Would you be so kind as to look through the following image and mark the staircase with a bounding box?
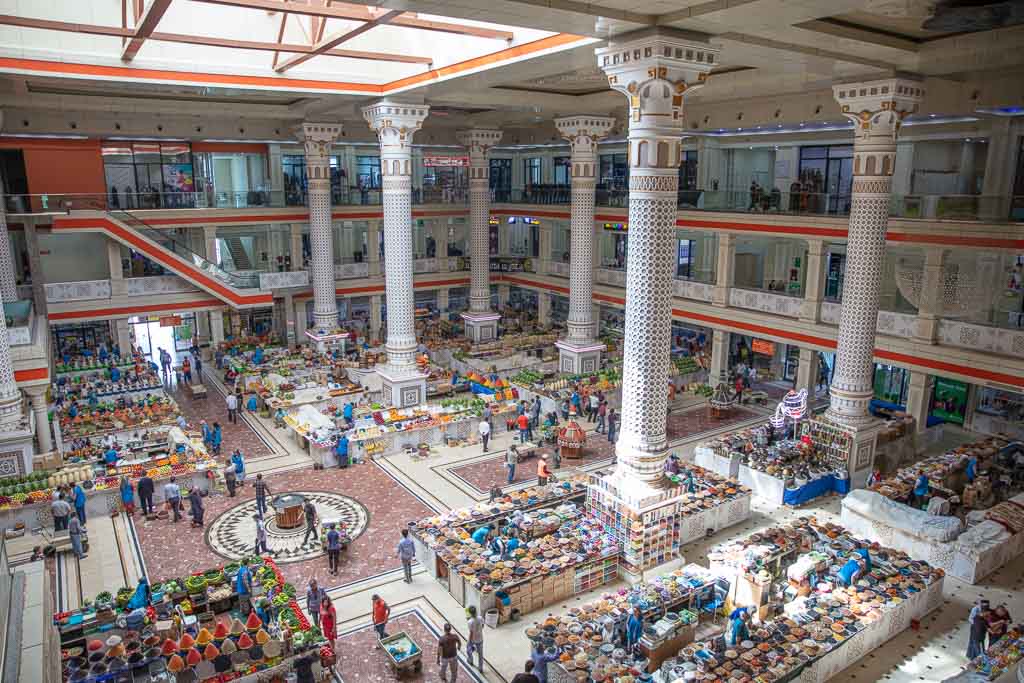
[222,236,253,270]
[52,210,272,309]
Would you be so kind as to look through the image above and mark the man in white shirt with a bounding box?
[226,392,238,424]
[479,419,491,453]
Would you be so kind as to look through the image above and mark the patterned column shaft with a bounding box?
[297,123,343,330]
[598,33,717,484]
[827,79,923,425]
[0,196,19,303]
[556,117,615,342]
[0,303,22,428]
[457,130,502,312]
[363,101,430,371]
[29,390,52,452]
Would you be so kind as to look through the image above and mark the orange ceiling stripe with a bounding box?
[15,368,49,381]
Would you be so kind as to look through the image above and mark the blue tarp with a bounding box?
[470,381,496,395]
[783,473,850,506]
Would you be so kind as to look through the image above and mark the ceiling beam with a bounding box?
[275,8,402,72]
[794,19,919,52]
[272,10,288,68]
[122,0,173,61]
[314,1,331,43]
[192,0,514,39]
[0,15,431,64]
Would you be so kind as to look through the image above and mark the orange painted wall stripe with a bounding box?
[49,298,223,320]
[886,232,1024,250]
[53,217,272,306]
[875,350,1024,389]
[15,368,49,381]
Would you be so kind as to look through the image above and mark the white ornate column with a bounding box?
[825,78,923,485]
[554,115,615,375]
[913,246,946,343]
[712,233,735,307]
[363,100,430,408]
[537,291,551,327]
[799,239,826,323]
[0,306,23,430]
[0,195,19,303]
[25,387,51,453]
[905,371,934,435]
[795,347,820,397]
[210,310,225,347]
[710,328,729,383]
[296,123,343,335]
[457,129,502,343]
[598,30,717,497]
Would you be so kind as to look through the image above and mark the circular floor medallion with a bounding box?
[206,491,369,564]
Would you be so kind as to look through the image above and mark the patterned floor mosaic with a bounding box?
[133,463,432,588]
[206,491,369,563]
[168,369,274,458]
[448,438,616,494]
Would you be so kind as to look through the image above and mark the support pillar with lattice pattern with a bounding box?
[457,129,502,343]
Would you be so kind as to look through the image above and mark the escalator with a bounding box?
[52,209,272,309]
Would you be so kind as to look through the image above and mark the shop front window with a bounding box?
[490,159,512,201]
[524,158,542,187]
[356,155,381,190]
[873,364,909,406]
[282,155,306,206]
[797,145,853,215]
[599,153,628,191]
[102,142,196,210]
[677,239,695,278]
[554,156,571,186]
[194,152,269,208]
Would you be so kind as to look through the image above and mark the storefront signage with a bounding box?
[504,216,540,225]
[159,316,182,327]
[423,156,469,167]
[603,222,627,232]
[932,377,968,425]
[752,339,775,356]
[489,257,532,273]
[489,216,500,226]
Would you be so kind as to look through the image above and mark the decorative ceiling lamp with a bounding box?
[894,259,979,317]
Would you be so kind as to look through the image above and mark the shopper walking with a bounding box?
[607,408,618,443]
[119,476,135,515]
[530,641,559,683]
[326,523,342,576]
[512,660,541,683]
[596,400,607,434]
[306,579,327,629]
[967,601,991,659]
[226,391,238,424]
[466,605,485,670]
[397,528,416,584]
[231,449,246,482]
[51,494,71,532]
[372,594,391,641]
[437,623,460,683]
[137,473,154,515]
[537,455,552,486]
[164,477,182,522]
[506,444,519,484]
[588,393,599,422]
[301,499,319,545]
[211,422,222,455]
[478,419,491,452]
[320,595,337,644]
[253,514,271,555]
[516,412,530,444]
[223,460,237,497]
[530,398,541,432]
[68,514,86,559]
[254,473,270,517]
[188,486,205,528]
[72,482,87,524]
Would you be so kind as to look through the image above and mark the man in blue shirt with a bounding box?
[72,483,87,524]
[913,469,929,508]
[397,529,416,584]
[104,447,119,466]
[110,366,121,383]
[471,525,491,546]
[336,434,349,468]
[966,456,978,483]
[838,557,865,587]
[342,402,354,426]
[253,346,264,365]
[729,610,750,646]
[530,642,559,683]
[326,523,343,576]
[235,560,253,611]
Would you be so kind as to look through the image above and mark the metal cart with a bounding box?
[380,631,423,677]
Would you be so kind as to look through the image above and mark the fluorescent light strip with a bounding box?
[1,133,89,140]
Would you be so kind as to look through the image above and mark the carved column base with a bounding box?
[461,311,500,344]
[555,339,604,375]
[377,366,427,409]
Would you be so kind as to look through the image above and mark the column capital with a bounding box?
[832,77,924,141]
[456,129,502,161]
[362,100,430,153]
[294,122,343,165]
[554,115,616,159]
[597,30,717,138]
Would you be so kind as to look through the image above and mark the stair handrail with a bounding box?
[109,210,259,289]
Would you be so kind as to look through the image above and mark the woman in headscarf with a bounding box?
[188,486,205,528]
[119,476,135,515]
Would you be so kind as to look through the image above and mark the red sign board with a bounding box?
[423,156,469,167]
[159,316,182,328]
[752,339,775,356]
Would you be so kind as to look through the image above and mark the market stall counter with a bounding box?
[660,518,945,683]
[943,626,1024,683]
[409,477,619,619]
[284,405,340,465]
[841,489,1024,584]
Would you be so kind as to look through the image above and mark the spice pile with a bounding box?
[59,398,179,438]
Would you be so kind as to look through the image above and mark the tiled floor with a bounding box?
[133,462,432,590]
[167,368,274,458]
[333,611,482,683]
[448,438,616,493]
[665,404,760,441]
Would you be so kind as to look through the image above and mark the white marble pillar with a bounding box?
[26,387,51,453]
[369,295,382,344]
[210,310,225,347]
[712,233,735,307]
[367,222,381,277]
[905,371,934,434]
[914,247,946,343]
[363,101,430,407]
[795,347,820,396]
[554,115,615,375]
[112,319,132,356]
[0,195,19,303]
[537,291,551,327]
[710,329,729,382]
[296,123,343,332]
[0,302,22,429]
[457,129,502,343]
[598,31,717,495]
[827,78,923,426]
[799,239,826,323]
[289,223,303,270]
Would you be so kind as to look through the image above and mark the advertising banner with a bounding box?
[932,377,968,424]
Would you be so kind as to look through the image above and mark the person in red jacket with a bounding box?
[537,455,552,486]
[516,413,530,444]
